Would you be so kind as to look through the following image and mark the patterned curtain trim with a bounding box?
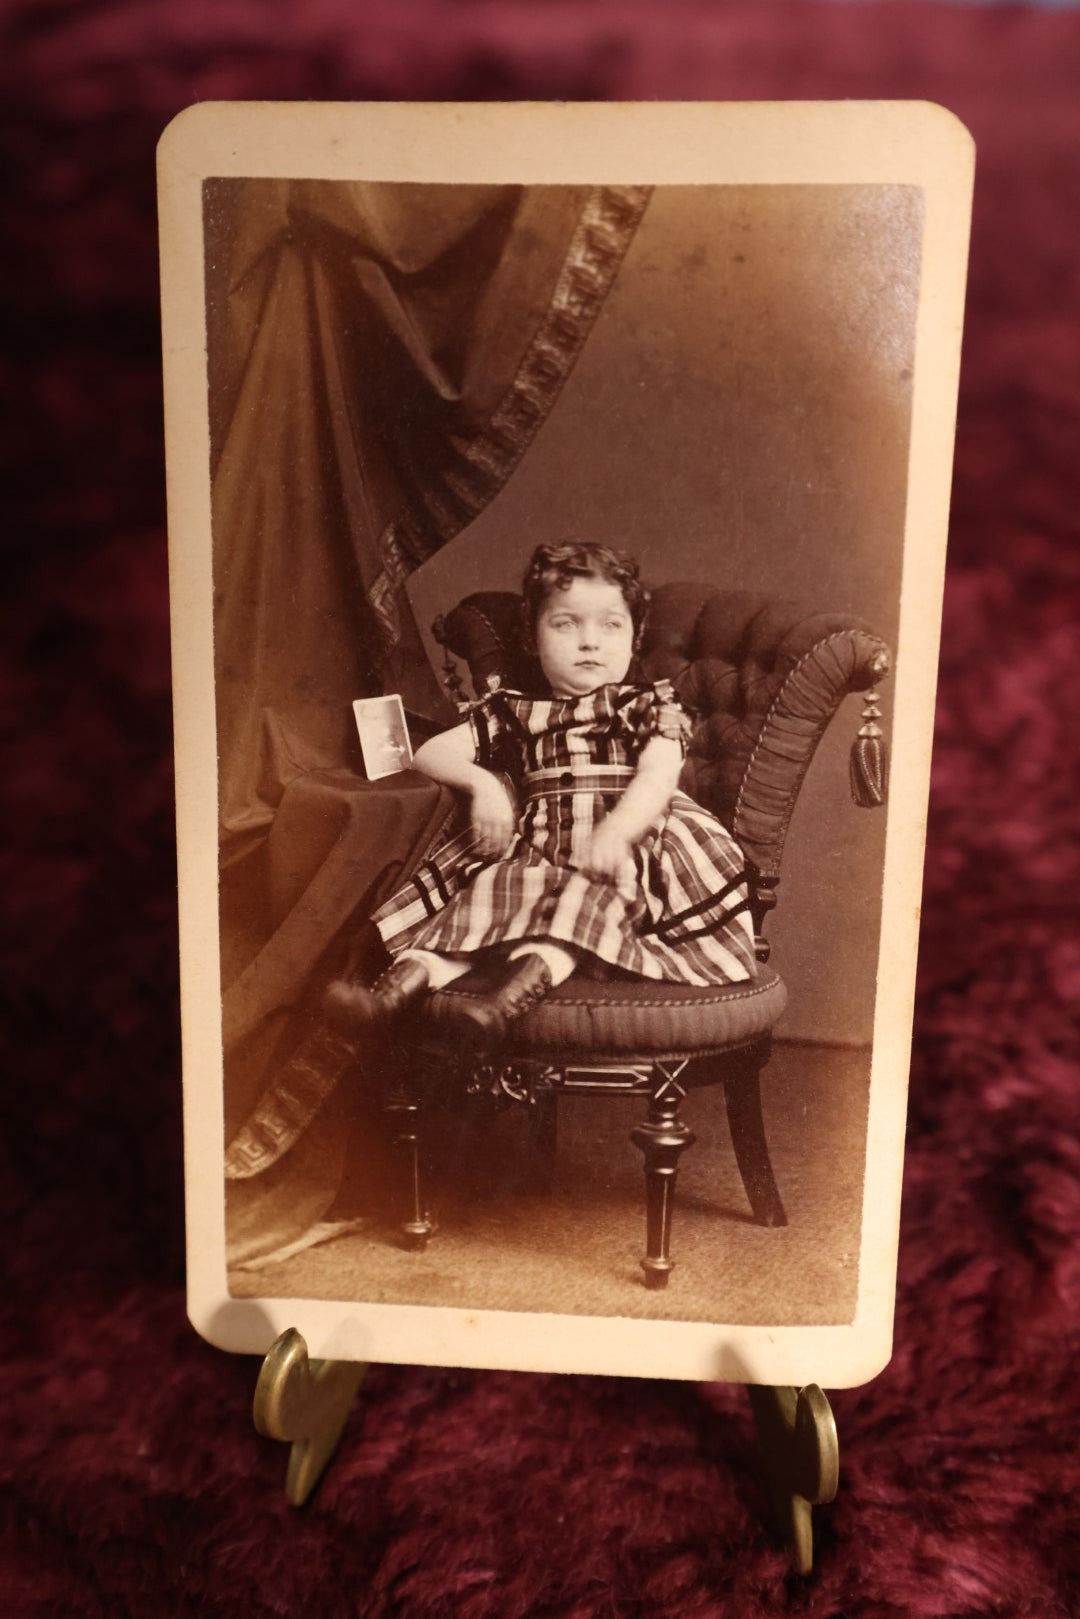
[224,1023,351,1180]
[369,184,653,647]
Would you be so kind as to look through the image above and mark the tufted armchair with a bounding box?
[380,581,890,1289]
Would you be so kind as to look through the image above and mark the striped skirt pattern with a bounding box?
[373,779,758,986]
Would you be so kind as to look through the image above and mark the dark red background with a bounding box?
[3,3,1078,1614]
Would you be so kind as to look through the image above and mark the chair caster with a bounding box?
[641,1257,674,1289]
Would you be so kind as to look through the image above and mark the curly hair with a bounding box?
[520,542,650,647]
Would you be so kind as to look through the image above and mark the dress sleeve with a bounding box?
[637,683,696,757]
[465,681,506,769]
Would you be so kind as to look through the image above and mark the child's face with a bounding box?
[535,575,634,698]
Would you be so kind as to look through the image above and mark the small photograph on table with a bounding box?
[353,696,413,781]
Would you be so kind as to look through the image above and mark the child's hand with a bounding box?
[578,821,635,886]
[470,773,516,858]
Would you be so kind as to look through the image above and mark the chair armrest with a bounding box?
[434,593,542,700]
[729,618,890,878]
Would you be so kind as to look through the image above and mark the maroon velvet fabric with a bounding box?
[3,3,1078,1615]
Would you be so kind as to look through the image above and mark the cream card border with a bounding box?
[159,100,973,1387]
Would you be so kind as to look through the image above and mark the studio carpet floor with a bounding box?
[230,1042,870,1328]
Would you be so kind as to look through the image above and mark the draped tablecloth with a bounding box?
[221,767,456,1263]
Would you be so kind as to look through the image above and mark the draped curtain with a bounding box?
[205,178,651,852]
[205,179,650,1260]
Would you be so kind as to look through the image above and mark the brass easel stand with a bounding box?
[748,1383,839,1575]
[253,1328,367,1506]
[253,1330,838,1571]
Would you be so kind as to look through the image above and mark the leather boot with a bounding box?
[324,957,430,1035]
[427,953,553,1047]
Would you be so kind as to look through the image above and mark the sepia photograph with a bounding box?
[159,101,973,1385]
[353,695,414,781]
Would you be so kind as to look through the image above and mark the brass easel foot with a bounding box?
[253,1328,367,1505]
[748,1384,839,1575]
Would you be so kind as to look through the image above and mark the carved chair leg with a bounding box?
[383,1095,434,1249]
[723,1042,787,1228]
[630,1074,696,1289]
[526,1089,558,1193]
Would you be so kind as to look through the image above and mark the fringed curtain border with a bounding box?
[368,185,653,647]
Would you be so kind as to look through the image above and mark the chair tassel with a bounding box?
[850,690,888,808]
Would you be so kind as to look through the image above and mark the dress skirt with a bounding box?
[372,683,758,987]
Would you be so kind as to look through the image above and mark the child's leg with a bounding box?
[507,941,578,986]
[396,948,471,989]
[400,944,578,988]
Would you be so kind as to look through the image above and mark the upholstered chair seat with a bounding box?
[430,964,788,1063]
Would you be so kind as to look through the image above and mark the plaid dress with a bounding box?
[373,682,757,985]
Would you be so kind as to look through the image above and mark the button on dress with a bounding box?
[373,683,758,986]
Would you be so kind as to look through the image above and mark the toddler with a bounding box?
[332,542,757,1042]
